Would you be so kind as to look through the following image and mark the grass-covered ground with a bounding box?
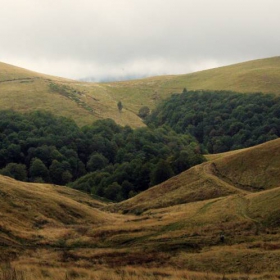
[1,56,280,128]
[1,139,280,279]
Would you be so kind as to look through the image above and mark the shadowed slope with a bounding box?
[0,175,114,247]
[111,163,244,213]
[212,138,280,191]
[115,138,280,213]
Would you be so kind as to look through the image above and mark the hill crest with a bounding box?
[1,56,280,127]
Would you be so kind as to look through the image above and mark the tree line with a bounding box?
[0,110,204,201]
[146,90,280,153]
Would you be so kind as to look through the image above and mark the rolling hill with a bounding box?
[1,56,280,128]
[1,138,280,279]
[103,56,280,114]
[0,62,144,127]
[0,175,112,247]
[114,138,280,212]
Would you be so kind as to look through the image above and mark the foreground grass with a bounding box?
[1,139,280,278]
[2,263,280,280]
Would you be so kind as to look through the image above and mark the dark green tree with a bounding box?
[138,106,150,119]
[117,101,123,112]
[62,171,73,185]
[151,160,174,185]
[103,182,123,201]
[86,153,109,172]
[49,160,64,185]
[29,158,49,182]
[173,150,191,174]
[0,163,27,181]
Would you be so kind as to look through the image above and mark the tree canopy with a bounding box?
[146,90,280,153]
[0,110,204,201]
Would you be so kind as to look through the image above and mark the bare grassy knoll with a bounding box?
[1,56,280,128]
[1,139,280,279]
[158,56,280,95]
[0,62,144,127]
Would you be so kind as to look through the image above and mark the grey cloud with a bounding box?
[0,0,279,80]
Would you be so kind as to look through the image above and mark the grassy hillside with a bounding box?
[1,56,280,128]
[0,62,144,127]
[1,58,280,278]
[0,175,113,247]
[110,162,244,213]
[158,56,280,94]
[11,186,280,275]
[212,138,280,191]
[0,138,280,279]
[102,56,280,114]
[115,138,280,212]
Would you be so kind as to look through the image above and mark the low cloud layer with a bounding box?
[0,0,279,81]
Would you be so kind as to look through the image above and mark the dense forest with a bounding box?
[2,90,279,201]
[146,90,280,153]
[0,110,204,201]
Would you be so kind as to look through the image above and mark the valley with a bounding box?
[1,138,280,279]
[1,57,280,279]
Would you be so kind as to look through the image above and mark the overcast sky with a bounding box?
[0,0,279,81]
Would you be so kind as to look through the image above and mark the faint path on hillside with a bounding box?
[200,162,262,225]
[200,162,250,195]
[0,78,37,84]
[234,195,257,222]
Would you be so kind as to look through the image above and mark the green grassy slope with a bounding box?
[0,62,144,127]
[103,56,280,114]
[162,56,280,94]
[1,56,280,127]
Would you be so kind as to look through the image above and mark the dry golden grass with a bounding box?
[158,56,280,95]
[1,177,280,276]
[0,175,124,248]
[1,139,280,278]
[4,263,280,280]
[213,138,280,192]
[204,148,251,162]
[0,62,144,127]
[112,162,245,213]
[116,138,280,213]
